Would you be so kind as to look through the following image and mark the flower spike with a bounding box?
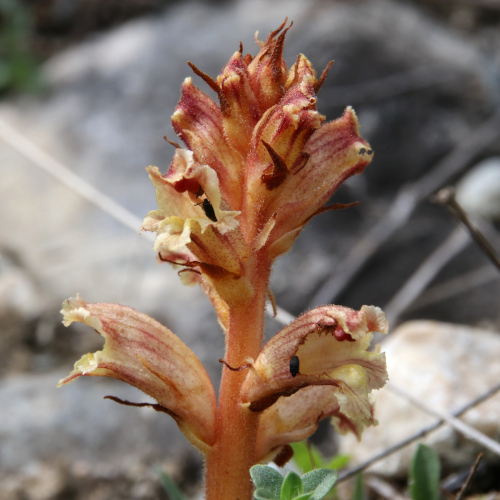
[60,21,388,500]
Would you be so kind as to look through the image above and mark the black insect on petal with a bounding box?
[196,198,217,222]
[289,355,300,377]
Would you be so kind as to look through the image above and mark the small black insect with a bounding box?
[359,147,373,156]
[289,355,300,377]
[196,198,217,222]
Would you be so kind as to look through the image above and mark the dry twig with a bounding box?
[365,476,409,500]
[0,117,153,241]
[455,453,483,500]
[387,383,500,457]
[337,381,500,483]
[383,226,469,327]
[432,186,500,272]
[408,264,497,311]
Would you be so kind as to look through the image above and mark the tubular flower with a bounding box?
[241,305,388,461]
[58,295,217,453]
[142,19,374,311]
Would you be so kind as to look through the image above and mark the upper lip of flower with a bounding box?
[57,294,218,452]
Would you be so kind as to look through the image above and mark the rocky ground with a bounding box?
[1,0,500,498]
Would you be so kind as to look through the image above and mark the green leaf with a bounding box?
[409,444,441,500]
[156,466,186,500]
[251,465,284,500]
[293,494,313,500]
[352,473,364,500]
[281,471,303,499]
[255,487,281,500]
[302,469,338,500]
[0,0,40,94]
[291,441,326,472]
[326,454,350,470]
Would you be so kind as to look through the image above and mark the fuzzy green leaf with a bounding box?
[326,454,350,470]
[302,469,338,500]
[293,494,313,500]
[281,471,303,499]
[352,473,364,500]
[409,444,441,500]
[291,441,326,472]
[251,465,284,500]
[255,487,281,500]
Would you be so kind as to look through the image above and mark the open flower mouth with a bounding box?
[241,305,387,413]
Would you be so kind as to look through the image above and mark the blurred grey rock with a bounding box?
[339,321,500,477]
[0,249,44,320]
[0,370,186,471]
[0,369,197,499]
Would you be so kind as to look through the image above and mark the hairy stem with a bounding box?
[205,255,270,500]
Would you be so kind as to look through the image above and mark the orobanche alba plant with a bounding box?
[58,20,388,499]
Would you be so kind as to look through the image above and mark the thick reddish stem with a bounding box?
[205,256,270,500]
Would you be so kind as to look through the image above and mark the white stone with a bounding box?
[456,157,500,220]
